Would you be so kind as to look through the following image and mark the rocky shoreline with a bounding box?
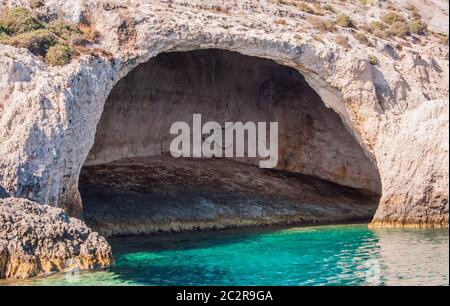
[0,0,448,280]
[0,198,112,279]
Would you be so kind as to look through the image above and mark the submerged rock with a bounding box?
[0,198,112,279]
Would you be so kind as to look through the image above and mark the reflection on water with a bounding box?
[1,224,448,286]
[372,228,449,286]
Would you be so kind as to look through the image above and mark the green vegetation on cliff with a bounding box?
[0,6,98,66]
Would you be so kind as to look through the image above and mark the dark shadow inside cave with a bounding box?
[79,49,381,237]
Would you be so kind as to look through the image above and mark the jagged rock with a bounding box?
[0,198,112,279]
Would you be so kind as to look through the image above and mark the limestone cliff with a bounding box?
[0,0,448,278]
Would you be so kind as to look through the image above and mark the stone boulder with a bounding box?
[0,198,112,279]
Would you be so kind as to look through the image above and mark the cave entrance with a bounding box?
[80,49,381,237]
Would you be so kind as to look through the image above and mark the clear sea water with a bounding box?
[2,224,449,286]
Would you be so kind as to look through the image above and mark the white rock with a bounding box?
[0,0,448,227]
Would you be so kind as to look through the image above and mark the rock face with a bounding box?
[0,198,112,279]
[80,156,380,237]
[371,100,449,227]
[86,49,381,194]
[0,0,448,244]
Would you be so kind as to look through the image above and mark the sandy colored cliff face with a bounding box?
[0,0,448,244]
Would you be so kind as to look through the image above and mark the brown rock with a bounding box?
[0,198,112,279]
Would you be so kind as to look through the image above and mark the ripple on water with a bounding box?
[2,224,448,286]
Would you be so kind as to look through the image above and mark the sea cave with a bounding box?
[78,49,382,237]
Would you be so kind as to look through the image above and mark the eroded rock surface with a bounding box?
[0,0,448,233]
[0,198,112,279]
[86,49,381,193]
[80,156,380,237]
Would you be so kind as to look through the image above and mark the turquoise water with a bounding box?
[3,224,449,286]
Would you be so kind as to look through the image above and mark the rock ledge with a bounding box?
[0,198,112,279]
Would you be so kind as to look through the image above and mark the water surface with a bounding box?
[3,224,449,286]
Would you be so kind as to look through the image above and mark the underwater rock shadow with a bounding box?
[0,185,9,199]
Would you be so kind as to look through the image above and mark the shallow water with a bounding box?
[3,224,449,286]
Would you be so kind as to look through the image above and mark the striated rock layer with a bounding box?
[0,198,112,279]
[80,156,380,237]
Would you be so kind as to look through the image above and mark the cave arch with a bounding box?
[0,2,446,231]
[77,49,382,236]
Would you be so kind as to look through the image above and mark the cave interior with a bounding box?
[79,49,382,237]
